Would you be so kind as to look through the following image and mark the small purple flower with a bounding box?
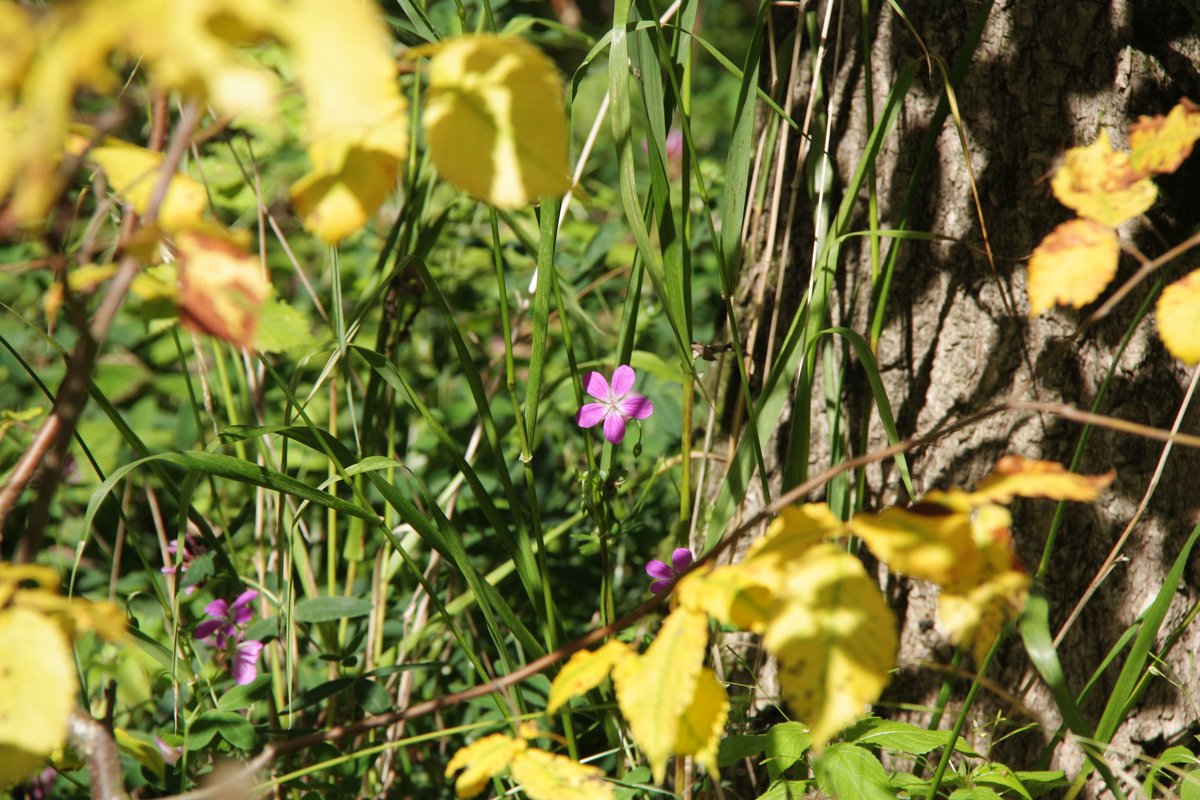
[665,128,684,162]
[646,547,693,594]
[195,589,263,685]
[155,736,183,766]
[162,534,204,577]
[576,365,653,444]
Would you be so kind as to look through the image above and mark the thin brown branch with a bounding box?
[1078,227,1200,335]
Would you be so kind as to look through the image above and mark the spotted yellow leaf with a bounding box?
[444,733,526,799]
[1026,219,1120,316]
[1050,130,1157,226]
[613,607,709,783]
[1157,268,1200,364]
[849,503,980,588]
[84,139,208,230]
[675,667,729,779]
[176,230,270,347]
[0,609,76,788]
[421,35,570,207]
[547,639,630,714]
[970,456,1115,505]
[762,544,897,749]
[510,748,614,800]
[1129,99,1200,177]
[285,0,408,243]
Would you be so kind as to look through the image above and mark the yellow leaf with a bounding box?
[422,35,570,207]
[175,230,270,347]
[445,733,526,799]
[510,747,614,800]
[1129,99,1200,177]
[938,570,1030,665]
[762,544,897,749]
[547,639,630,714]
[86,139,208,230]
[0,609,76,788]
[970,455,1115,505]
[1050,130,1157,226]
[742,504,846,577]
[1157,268,1200,364]
[285,0,407,243]
[848,503,980,587]
[674,565,773,633]
[613,607,709,783]
[1026,219,1120,316]
[0,2,34,97]
[675,667,728,779]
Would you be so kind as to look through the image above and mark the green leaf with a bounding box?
[764,722,812,777]
[186,711,255,751]
[294,596,374,623]
[755,780,810,800]
[353,678,391,715]
[718,733,768,768]
[813,743,895,800]
[850,718,981,757]
[217,675,271,712]
[285,678,355,713]
[1180,770,1200,800]
[948,790,1005,800]
[973,763,1032,800]
[254,296,316,353]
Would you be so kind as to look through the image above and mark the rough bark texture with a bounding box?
[712,1,1200,794]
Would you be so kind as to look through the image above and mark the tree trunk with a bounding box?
[710,1,1200,793]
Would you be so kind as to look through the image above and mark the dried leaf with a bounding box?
[1157,268,1200,365]
[763,545,897,749]
[1027,219,1120,316]
[176,231,270,347]
[613,607,709,783]
[421,35,570,206]
[970,456,1115,505]
[444,733,526,799]
[547,640,630,714]
[1050,130,1157,226]
[510,748,614,800]
[1129,99,1200,176]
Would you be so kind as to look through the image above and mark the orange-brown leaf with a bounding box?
[176,231,270,347]
[970,456,1115,505]
[1129,99,1200,177]
[1027,219,1119,315]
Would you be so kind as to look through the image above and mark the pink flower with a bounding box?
[646,548,693,594]
[195,589,263,685]
[576,365,653,444]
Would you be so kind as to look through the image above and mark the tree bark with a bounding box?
[711,1,1200,793]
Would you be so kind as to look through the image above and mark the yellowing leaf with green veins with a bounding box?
[1026,219,1120,316]
[176,231,270,348]
[84,139,208,230]
[1050,130,1157,226]
[421,35,570,207]
[510,748,614,800]
[675,667,729,778]
[547,639,630,714]
[0,609,76,787]
[613,607,709,783]
[1129,99,1200,176]
[444,733,526,799]
[939,570,1030,664]
[761,544,897,749]
[849,503,980,587]
[970,456,1115,505]
[1157,268,1200,364]
[285,0,407,243]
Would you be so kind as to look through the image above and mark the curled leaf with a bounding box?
[1157,268,1200,365]
[421,35,570,207]
[1050,130,1156,226]
[1026,219,1119,316]
[970,456,1115,505]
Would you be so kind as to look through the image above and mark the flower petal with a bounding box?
[576,403,607,429]
[646,559,673,580]
[603,413,627,444]
[231,639,264,685]
[194,619,223,641]
[610,364,636,397]
[649,579,672,595]
[583,371,610,401]
[203,599,229,620]
[231,589,259,624]
[620,394,653,420]
[671,548,694,574]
